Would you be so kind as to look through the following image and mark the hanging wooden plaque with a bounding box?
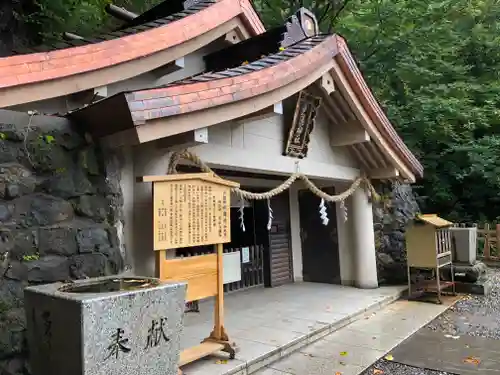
[284,90,322,158]
[139,173,240,250]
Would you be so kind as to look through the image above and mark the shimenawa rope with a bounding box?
[167,150,380,203]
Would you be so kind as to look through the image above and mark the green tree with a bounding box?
[26,0,164,43]
[255,0,500,222]
[15,0,500,221]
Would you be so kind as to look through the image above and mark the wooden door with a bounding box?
[298,188,341,284]
[269,192,293,286]
[257,192,293,287]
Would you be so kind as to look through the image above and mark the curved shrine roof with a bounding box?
[0,0,264,107]
[69,31,423,179]
[0,2,422,180]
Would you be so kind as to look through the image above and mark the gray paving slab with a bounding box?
[255,369,293,375]
[270,351,364,375]
[256,299,452,375]
[299,340,385,367]
[180,283,405,375]
[390,329,500,374]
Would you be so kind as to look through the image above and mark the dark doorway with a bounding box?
[298,188,341,284]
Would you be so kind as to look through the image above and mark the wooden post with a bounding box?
[484,223,491,259]
[140,173,239,369]
[214,243,224,340]
[496,224,500,258]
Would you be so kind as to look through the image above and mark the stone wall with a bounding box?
[373,182,420,285]
[0,111,124,374]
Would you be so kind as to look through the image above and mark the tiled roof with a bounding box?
[164,35,327,86]
[0,0,265,98]
[65,25,423,178]
[68,34,333,129]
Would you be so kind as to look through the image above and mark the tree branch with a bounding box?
[317,2,332,25]
[327,0,351,33]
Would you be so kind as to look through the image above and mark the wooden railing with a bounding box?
[456,222,500,262]
[436,228,453,255]
[223,245,264,293]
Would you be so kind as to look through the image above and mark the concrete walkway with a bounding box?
[255,298,454,375]
[180,283,406,375]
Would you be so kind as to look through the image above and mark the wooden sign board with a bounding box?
[284,90,322,159]
[140,173,240,250]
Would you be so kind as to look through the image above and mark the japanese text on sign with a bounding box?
[153,179,231,250]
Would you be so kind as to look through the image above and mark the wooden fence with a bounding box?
[223,245,265,293]
[456,222,500,262]
[476,223,500,261]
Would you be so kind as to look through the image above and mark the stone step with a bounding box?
[181,288,406,375]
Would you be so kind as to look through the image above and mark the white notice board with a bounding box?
[241,247,250,263]
[223,251,242,284]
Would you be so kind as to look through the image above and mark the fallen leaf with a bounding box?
[463,356,480,365]
[384,354,394,361]
[215,360,228,364]
[340,351,348,356]
[335,372,342,375]
[373,369,384,375]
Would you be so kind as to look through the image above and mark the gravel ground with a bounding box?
[361,267,500,375]
[426,268,500,338]
[360,359,453,375]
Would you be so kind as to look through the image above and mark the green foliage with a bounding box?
[17,0,500,222]
[26,0,164,42]
[22,253,40,262]
[255,0,500,222]
[336,0,500,222]
[41,134,55,144]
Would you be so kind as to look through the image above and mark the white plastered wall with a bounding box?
[126,111,360,283]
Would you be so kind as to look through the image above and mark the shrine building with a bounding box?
[0,0,422,292]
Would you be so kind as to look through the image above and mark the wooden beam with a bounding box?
[365,141,390,167]
[156,128,208,150]
[330,125,370,146]
[187,143,361,181]
[330,61,415,182]
[152,58,185,79]
[105,4,138,22]
[368,167,400,179]
[234,102,283,123]
[349,146,371,170]
[358,143,381,169]
[224,30,243,44]
[319,72,335,95]
[93,86,107,99]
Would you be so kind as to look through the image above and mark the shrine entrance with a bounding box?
[299,187,341,284]
[175,166,294,292]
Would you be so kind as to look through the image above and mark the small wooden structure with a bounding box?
[139,173,240,371]
[406,214,456,304]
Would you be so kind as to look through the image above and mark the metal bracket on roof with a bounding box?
[281,8,319,48]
